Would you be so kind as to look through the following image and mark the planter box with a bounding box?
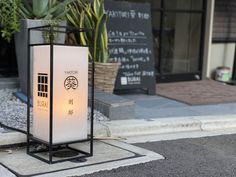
[89,63,120,93]
[14,19,66,95]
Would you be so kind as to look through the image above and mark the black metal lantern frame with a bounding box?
[26,25,95,164]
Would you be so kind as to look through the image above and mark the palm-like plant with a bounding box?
[67,0,109,63]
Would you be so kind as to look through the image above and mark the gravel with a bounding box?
[0,89,108,132]
[0,89,29,131]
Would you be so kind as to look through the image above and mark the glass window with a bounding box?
[213,0,236,41]
[164,0,203,11]
[151,12,161,70]
[116,0,161,9]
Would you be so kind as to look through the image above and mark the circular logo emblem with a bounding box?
[64,76,78,90]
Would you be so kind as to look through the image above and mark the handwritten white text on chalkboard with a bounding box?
[110,48,152,55]
[108,31,146,38]
[106,10,150,20]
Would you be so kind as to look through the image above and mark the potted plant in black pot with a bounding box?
[66,0,120,93]
[15,0,72,95]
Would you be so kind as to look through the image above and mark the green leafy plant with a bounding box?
[0,0,22,42]
[67,0,109,63]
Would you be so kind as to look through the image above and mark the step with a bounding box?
[0,78,19,89]
[89,89,135,120]
[2,115,236,147]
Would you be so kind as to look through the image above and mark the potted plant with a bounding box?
[15,0,72,95]
[66,0,120,93]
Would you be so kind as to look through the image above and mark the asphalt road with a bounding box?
[79,134,236,177]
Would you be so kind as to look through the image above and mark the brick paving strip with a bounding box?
[156,79,236,105]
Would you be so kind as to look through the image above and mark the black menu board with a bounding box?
[105,1,156,94]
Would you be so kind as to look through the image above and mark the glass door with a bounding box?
[156,0,206,82]
[161,12,202,74]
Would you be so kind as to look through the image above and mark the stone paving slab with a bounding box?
[0,140,163,177]
[0,165,16,177]
[0,132,26,147]
[121,93,236,119]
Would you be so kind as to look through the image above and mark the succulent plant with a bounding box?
[0,0,74,41]
[18,0,72,20]
[67,0,109,63]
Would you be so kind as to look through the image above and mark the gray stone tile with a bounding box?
[190,103,236,115]
[0,165,15,177]
[135,106,200,119]
[126,93,236,120]
[121,94,187,109]
[120,94,162,101]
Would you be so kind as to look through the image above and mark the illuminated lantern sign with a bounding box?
[32,45,88,144]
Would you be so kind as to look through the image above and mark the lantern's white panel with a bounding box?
[33,45,50,142]
[53,46,88,143]
[33,45,88,144]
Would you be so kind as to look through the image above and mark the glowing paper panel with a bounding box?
[33,45,88,144]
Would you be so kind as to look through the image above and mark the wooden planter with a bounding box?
[89,63,121,93]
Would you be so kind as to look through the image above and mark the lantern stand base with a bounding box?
[70,157,88,163]
[27,136,93,164]
[52,150,79,158]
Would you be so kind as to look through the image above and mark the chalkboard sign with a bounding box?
[105,1,156,94]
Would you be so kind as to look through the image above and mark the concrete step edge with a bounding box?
[1,114,236,146]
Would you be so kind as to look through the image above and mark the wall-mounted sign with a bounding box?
[105,1,156,94]
[33,45,88,144]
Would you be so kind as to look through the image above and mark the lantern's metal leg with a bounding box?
[27,28,31,154]
[49,25,54,164]
[90,30,95,156]
[90,59,94,156]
